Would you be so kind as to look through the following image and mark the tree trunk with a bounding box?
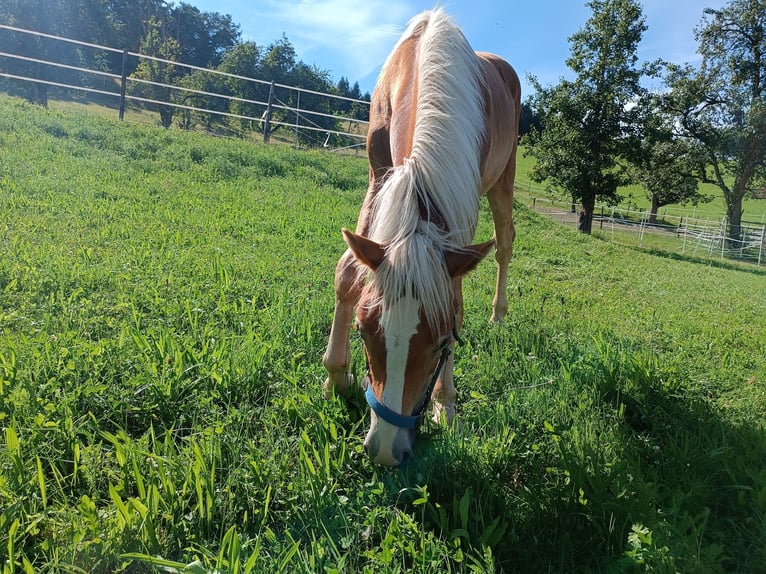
[35,82,48,107]
[649,193,660,224]
[159,105,174,129]
[578,195,595,234]
[726,198,743,249]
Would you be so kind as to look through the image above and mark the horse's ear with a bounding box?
[445,239,495,278]
[342,228,385,271]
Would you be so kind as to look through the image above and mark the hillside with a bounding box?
[1,95,764,573]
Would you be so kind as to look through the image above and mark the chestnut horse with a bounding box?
[323,9,520,465]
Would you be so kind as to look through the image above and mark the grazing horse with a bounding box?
[323,9,520,466]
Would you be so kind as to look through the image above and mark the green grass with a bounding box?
[1,95,765,573]
[45,96,766,224]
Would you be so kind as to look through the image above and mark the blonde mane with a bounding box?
[366,9,486,330]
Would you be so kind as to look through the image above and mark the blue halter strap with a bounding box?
[365,383,422,429]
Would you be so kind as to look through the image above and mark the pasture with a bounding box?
[0,96,765,572]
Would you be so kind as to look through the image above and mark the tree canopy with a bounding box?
[627,93,708,221]
[130,18,181,128]
[663,0,766,242]
[526,0,652,233]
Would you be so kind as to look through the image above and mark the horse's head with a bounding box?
[342,229,493,466]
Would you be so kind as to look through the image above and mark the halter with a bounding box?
[362,317,464,429]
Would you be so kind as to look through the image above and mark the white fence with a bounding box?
[0,24,370,151]
[681,218,765,265]
[517,190,766,267]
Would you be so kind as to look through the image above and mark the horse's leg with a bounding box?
[322,250,363,397]
[431,278,463,425]
[322,168,383,397]
[487,154,516,324]
[431,352,456,424]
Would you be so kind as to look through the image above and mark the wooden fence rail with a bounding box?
[0,23,371,151]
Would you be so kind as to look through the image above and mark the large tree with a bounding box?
[627,94,709,222]
[0,0,72,105]
[129,18,181,128]
[260,35,297,86]
[217,41,264,130]
[102,0,171,53]
[526,0,651,233]
[168,3,240,69]
[519,102,542,137]
[289,61,340,146]
[664,0,766,244]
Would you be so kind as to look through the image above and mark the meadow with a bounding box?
[0,95,765,573]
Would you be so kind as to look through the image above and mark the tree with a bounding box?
[348,81,362,101]
[103,0,171,51]
[176,69,231,131]
[519,102,542,137]
[663,0,766,244]
[168,3,239,69]
[0,0,72,105]
[130,18,181,128]
[260,35,296,85]
[335,76,352,113]
[289,61,339,146]
[626,94,710,222]
[217,41,264,131]
[526,0,652,233]
[335,78,368,122]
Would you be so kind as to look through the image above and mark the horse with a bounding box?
[322,9,521,466]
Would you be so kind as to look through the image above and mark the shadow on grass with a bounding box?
[593,235,766,276]
[365,343,766,573]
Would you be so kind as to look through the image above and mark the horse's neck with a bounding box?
[415,185,447,232]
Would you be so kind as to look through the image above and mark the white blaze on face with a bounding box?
[381,294,420,413]
[364,295,420,465]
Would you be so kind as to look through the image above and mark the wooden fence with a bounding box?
[0,23,370,151]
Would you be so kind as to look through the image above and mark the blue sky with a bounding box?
[189,0,727,99]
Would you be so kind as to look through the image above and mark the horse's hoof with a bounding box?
[322,373,354,399]
[432,401,456,426]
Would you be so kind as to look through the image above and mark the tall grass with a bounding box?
[1,95,764,572]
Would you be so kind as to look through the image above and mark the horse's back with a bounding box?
[476,51,521,192]
[368,45,521,194]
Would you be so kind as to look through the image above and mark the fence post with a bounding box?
[720,216,727,259]
[263,80,275,144]
[118,49,128,121]
[294,89,300,148]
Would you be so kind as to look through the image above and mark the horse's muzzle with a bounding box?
[363,421,415,466]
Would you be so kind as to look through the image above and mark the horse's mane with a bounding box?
[366,9,485,330]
